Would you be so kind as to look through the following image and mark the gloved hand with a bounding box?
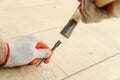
[78,0,120,23]
[0,35,52,67]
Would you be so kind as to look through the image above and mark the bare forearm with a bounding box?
[0,39,7,65]
[95,0,115,7]
[95,0,120,17]
[114,0,120,17]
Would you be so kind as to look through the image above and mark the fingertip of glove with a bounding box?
[106,2,114,14]
[44,50,53,64]
[44,58,50,64]
[79,7,83,15]
[29,58,41,65]
[35,42,42,49]
[78,0,82,2]
[35,42,49,49]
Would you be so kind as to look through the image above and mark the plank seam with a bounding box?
[61,52,120,80]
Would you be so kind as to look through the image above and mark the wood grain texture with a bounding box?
[0,63,66,80]
[64,52,120,80]
[95,0,115,7]
[0,0,78,40]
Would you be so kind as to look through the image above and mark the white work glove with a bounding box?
[0,35,52,67]
[78,0,120,23]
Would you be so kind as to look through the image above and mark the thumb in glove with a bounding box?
[29,42,52,65]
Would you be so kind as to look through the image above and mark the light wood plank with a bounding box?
[0,0,55,9]
[64,52,120,80]
[0,0,78,40]
[0,0,77,9]
[0,63,66,80]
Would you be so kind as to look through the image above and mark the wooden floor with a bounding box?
[0,0,120,80]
